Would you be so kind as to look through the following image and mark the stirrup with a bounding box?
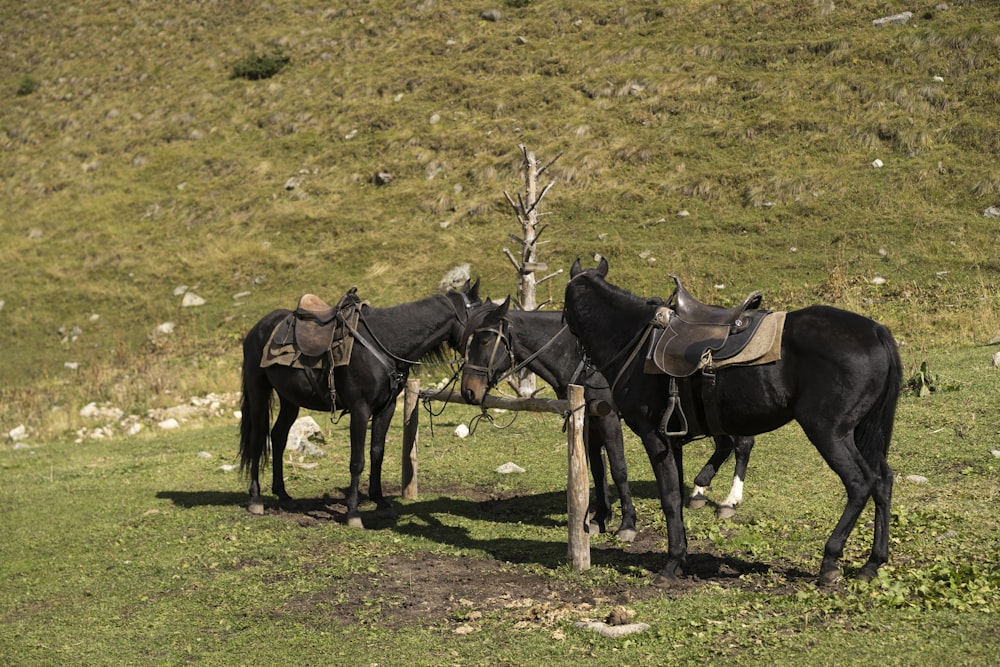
[659,377,688,437]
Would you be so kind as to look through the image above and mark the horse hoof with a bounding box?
[818,569,842,587]
[248,501,265,516]
[652,573,680,589]
[617,528,637,543]
[716,505,737,520]
[688,497,707,510]
[376,506,398,520]
[857,564,880,582]
[346,515,365,529]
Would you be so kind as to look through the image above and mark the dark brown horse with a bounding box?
[239,280,481,527]
[564,259,900,586]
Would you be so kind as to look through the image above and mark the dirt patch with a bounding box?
[264,489,815,630]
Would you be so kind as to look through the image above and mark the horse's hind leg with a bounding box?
[690,436,734,510]
[807,431,878,585]
[269,397,299,508]
[717,436,753,520]
[859,460,893,581]
[344,407,371,528]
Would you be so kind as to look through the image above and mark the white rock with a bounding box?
[575,621,650,638]
[64,362,80,370]
[0,300,5,311]
[873,11,913,26]
[495,462,525,474]
[905,474,929,484]
[197,451,214,459]
[155,322,175,336]
[872,276,887,285]
[872,159,884,168]
[454,423,470,438]
[233,291,251,300]
[181,292,206,307]
[158,418,180,430]
[126,422,143,436]
[289,416,326,456]
[993,351,1000,367]
[990,450,1000,459]
[984,206,1000,218]
[8,424,28,442]
[173,286,188,296]
[218,464,236,472]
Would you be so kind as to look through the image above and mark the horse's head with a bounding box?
[460,296,513,405]
[564,257,609,339]
[442,277,483,350]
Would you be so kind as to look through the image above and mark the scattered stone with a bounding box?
[158,418,180,430]
[28,228,43,240]
[233,291,252,300]
[372,171,394,186]
[181,292,206,307]
[905,474,929,484]
[454,423,470,438]
[197,451,214,459]
[453,624,475,635]
[575,620,650,638]
[218,464,236,472]
[0,299,4,311]
[439,263,472,291]
[872,276,887,285]
[289,416,326,456]
[987,333,1000,345]
[284,176,303,190]
[873,11,913,26]
[872,158,884,168]
[80,402,124,421]
[993,351,1000,367]
[8,424,28,442]
[990,450,1000,459]
[429,112,441,125]
[984,206,1000,218]
[677,210,690,217]
[173,286,188,296]
[480,8,501,22]
[64,362,79,370]
[495,462,525,474]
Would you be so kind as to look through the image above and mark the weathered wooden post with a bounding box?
[566,383,591,571]
[401,378,420,500]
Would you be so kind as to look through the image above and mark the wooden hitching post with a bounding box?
[402,378,420,500]
[566,383,591,570]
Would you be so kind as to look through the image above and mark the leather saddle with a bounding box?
[262,288,365,368]
[646,275,765,377]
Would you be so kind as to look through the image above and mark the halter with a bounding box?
[462,318,515,388]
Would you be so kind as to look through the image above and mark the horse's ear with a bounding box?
[468,277,481,301]
[499,295,512,316]
[570,258,583,278]
[596,256,609,277]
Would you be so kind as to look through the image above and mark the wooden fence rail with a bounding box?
[402,378,591,571]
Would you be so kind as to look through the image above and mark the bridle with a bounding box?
[462,317,515,389]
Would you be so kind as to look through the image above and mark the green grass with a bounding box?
[1,1,999,663]
[1,0,998,437]
[2,347,999,665]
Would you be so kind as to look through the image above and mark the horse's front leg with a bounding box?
[716,436,754,520]
[344,409,370,528]
[367,401,398,520]
[641,431,687,586]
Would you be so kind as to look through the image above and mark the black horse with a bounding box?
[564,259,900,586]
[239,280,482,527]
[459,296,638,541]
[459,297,756,538]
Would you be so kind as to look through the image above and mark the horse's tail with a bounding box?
[239,328,273,477]
[855,324,902,472]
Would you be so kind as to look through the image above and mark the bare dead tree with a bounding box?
[502,145,564,397]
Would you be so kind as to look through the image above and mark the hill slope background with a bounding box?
[1,0,998,436]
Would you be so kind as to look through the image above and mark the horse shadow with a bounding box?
[155,484,804,582]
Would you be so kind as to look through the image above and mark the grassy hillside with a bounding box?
[2,0,998,435]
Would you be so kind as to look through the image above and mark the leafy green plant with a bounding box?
[231,49,290,80]
[15,75,38,96]
[905,361,960,397]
